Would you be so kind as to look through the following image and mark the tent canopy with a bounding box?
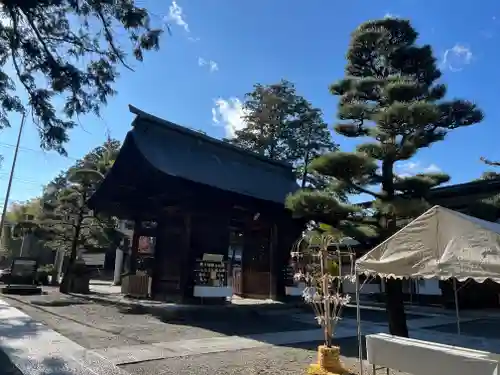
[356,206,500,282]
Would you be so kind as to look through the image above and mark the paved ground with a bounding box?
[119,337,404,375]
[0,289,486,375]
[432,318,500,339]
[0,292,317,350]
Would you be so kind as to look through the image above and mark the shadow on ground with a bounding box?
[116,302,320,347]
[2,289,390,351]
[0,306,128,375]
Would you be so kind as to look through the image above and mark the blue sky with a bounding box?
[1,0,499,209]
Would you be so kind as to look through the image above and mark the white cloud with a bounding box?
[188,36,200,42]
[166,1,189,32]
[211,98,247,138]
[423,163,441,173]
[198,57,218,72]
[384,13,399,19]
[396,161,442,177]
[442,44,473,72]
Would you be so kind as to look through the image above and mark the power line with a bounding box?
[0,173,44,186]
[0,142,80,161]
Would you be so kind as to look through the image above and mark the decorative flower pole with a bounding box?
[292,233,355,375]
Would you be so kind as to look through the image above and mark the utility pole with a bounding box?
[0,112,26,242]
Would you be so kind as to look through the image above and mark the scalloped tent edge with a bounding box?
[355,205,500,282]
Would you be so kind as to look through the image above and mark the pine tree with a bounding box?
[286,18,483,337]
[37,138,121,292]
[37,168,104,293]
[0,1,165,154]
[227,80,338,187]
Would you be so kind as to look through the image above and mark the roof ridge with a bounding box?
[128,105,293,171]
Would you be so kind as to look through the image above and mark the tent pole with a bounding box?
[453,278,461,335]
[355,272,363,375]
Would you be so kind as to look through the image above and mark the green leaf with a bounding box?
[0,2,164,155]
[286,190,360,224]
[372,197,430,217]
[393,173,450,196]
[310,151,378,181]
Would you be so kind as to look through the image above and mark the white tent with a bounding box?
[356,205,500,282]
[353,206,500,375]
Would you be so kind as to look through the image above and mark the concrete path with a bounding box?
[0,299,129,375]
[1,290,494,372]
[91,314,479,366]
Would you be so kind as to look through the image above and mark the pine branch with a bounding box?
[345,180,383,199]
[481,157,500,167]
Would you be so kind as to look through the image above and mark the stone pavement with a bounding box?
[0,298,129,375]
[2,287,499,375]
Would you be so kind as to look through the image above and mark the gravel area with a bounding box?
[120,337,409,375]
[0,293,315,350]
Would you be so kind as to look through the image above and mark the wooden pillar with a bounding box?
[129,220,141,274]
[276,217,306,301]
[269,222,278,300]
[180,213,192,301]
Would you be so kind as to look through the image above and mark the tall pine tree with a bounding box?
[286,18,483,337]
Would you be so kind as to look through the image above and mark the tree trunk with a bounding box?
[300,149,311,188]
[385,278,409,337]
[300,126,313,188]
[381,160,409,337]
[383,215,409,336]
[60,211,83,294]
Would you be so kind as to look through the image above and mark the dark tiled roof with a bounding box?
[89,106,299,211]
[357,178,500,208]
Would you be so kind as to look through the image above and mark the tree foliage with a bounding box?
[0,199,41,257]
[286,18,483,337]
[479,157,500,180]
[38,137,121,253]
[226,79,338,189]
[468,157,500,220]
[5,199,41,224]
[0,1,164,154]
[38,169,103,254]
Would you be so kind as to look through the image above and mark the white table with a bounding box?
[366,333,500,375]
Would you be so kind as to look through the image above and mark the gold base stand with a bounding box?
[307,345,350,375]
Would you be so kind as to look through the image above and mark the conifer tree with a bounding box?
[286,18,483,337]
[37,138,121,292]
[227,80,338,188]
[38,168,104,293]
